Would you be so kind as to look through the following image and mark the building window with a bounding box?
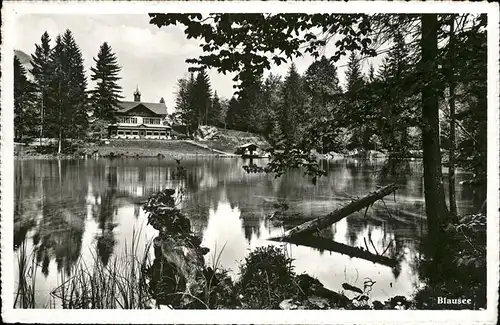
[132,131,138,135]
[125,131,131,135]
[144,118,160,125]
[153,132,159,136]
[118,131,124,135]
[160,132,166,136]
[146,132,152,136]
[119,117,138,124]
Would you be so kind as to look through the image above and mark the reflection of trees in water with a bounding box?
[243,225,262,243]
[14,161,43,250]
[345,219,361,247]
[14,160,88,277]
[92,166,118,266]
[378,159,413,184]
[385,234,406,280]
[34,206,85,277]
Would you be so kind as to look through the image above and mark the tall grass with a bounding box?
[51,227,154,309]
[14,239,38,308]
[15,227,155,309]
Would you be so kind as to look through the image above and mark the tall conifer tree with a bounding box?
[192,70,212,126]
[209,91,223,127]
[45,31,88,153]
[61,30,89,140]
[45,35,67,151]
[344,51,368,149]
[279,63,306,143]
[90,42,123,138]
[30,31,53,143]
[90,42,123,122]
[14,56,37,141]
[174,73,198,134]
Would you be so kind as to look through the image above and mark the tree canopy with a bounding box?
[149,13,376,91]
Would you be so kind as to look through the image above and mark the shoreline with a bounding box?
[14,152,240,160]
[14,141,426,161]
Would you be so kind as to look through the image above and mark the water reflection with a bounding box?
[14,158,479,305]
[92,166,118,266]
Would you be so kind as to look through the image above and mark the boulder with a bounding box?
[195,125,219,140]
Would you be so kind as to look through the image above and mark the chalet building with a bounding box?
[108,87,171,139]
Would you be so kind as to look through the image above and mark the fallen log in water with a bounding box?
[270,184,398,239]
[270,235,398,268]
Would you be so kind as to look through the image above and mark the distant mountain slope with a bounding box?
[14,49,34,80]
[15,49,31,64]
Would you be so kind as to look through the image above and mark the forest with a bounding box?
[14,30,123,152]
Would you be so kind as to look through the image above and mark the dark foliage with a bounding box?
[89,42,124,134]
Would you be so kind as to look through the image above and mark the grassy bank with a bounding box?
[84,139,229,158]
[15,139,233,159]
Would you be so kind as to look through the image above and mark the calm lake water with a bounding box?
[14,157,480,307]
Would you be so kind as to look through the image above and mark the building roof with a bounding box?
[117,101,168,116]
[112,123,171,129]
[238,143,259,149]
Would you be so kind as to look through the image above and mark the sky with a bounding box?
[15,14,385,113]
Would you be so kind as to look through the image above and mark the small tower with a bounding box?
[159,97,165,104]
[133,86,141,102]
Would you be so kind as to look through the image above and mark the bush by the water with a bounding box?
[236,246,299,309]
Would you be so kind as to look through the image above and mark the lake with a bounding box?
[13,157,481,307]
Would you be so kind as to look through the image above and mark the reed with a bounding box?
[15,226,154,309]
[14,239,38,308]
[50,227,154,309]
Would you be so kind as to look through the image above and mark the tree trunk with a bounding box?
[40,93,44,146]
[447,15,458,218]
[421,14,449,237]
[270,184,397,239]
[271,235,398,268]
[58,129,62,154]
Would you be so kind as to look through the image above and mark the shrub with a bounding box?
[235,245,300,309]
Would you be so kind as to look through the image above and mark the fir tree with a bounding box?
[14,56,37,141]
[344,51,368,149]
[345,52,364,94]
[61,30,89,140]
[192,70,212,126]
[368,64,376,82]
[260,74,282,138]
[174,73,197,134]
[376,30,413,154]
[90,42,123,138]
[209,91,223,127]
[30,31,53,142]
[45,31,88,153]
[225,97,241,130]
[45,35,68,151]
[238,74,263,133]
[279,63,306,143]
